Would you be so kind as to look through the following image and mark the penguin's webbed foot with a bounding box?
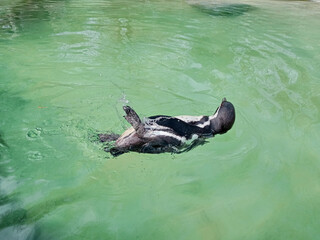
[98,133,120,142]
[105,147,126,157]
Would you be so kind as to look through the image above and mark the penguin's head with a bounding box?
[210,98,235,135]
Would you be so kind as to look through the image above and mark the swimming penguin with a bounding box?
[99,98,235,156]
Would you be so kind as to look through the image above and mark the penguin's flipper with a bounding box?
[123,106,145,136]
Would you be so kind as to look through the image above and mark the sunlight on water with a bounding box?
[1,0,320,239]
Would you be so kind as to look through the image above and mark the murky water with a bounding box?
[1,0,320,239]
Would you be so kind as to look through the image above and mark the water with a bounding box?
[1,0,320,239]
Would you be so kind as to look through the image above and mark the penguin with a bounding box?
[99,98,235,156]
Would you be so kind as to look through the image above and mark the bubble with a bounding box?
[27,151,43,162]
[26,128,42,140]
[119,93,129,105]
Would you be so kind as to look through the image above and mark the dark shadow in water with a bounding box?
[192,3,256,17]
[0,131,9,176]
[0,208,28,230]
[0,0,69,37]
[274,0,310,1]
[0,90,26,151]
[0,88,79,237]
[0,90,27,113]
[0,90,25,178]
[0,133,9,149]
[0,187,81,231]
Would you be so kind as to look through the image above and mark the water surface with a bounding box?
[1,0,320,239]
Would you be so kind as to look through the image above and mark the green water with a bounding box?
[1,0,320,239]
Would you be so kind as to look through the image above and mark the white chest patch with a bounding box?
[144,130,184,142]
[175,115,204,122]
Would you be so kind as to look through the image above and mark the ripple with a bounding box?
[0,176,17,195]
[0,225,35,240]
[1,0,320,239]
[53,30,101,64]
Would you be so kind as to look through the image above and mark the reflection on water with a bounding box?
[0,0,66,38]
[1,0,320,239]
